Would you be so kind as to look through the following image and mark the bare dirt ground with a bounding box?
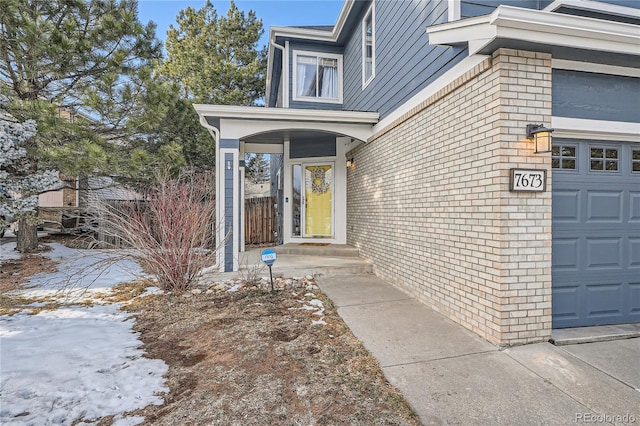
[124,287,419,425]
[1,235,419,425]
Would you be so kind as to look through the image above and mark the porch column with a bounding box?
[217,138,240,272]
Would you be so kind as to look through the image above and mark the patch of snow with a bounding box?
[311,318,327,326]
[307,299,324,309]
[0,242,167,425]
[227,283,241,292]
[40,242,79,261]
[293,305,317,311]
[0,305,168,425]
[0,241,21,263]
[25,243,143,293]
[140,286,163,296]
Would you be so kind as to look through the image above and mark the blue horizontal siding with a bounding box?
[342,0,467,119]
[553,70,640,123]
[290,137,336,158]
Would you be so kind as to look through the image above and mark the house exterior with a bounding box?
[194,0,640,346]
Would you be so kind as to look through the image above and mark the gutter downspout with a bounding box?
[197,115,225,273]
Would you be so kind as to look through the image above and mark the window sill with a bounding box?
[292,96,343,105]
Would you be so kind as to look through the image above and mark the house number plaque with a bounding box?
[509,169,546,192]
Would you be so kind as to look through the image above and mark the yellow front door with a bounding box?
[304,164,333,237]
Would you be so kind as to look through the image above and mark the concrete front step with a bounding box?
[250,253,372,278]
[274,243,360,257]
[200,252,373,283]
[271,260,373,278]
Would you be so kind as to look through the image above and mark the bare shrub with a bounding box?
[96,172,220,292]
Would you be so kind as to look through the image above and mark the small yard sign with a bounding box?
[261,249,277,293]
[261,249,277,266]
[509,169,546,192]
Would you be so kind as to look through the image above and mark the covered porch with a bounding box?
[193,105,378,272]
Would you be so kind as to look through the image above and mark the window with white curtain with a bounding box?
[293,50,343,103]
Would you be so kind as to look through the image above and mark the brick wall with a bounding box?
[347,49,552,346]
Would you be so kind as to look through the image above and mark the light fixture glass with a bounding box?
[526,124,554,154]
[346,158,354,169]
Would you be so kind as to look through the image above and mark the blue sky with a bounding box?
[137,0,344,48]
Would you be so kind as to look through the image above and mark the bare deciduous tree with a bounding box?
[96,172,220,292]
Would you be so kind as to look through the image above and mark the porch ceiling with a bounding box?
[243,129,337,144]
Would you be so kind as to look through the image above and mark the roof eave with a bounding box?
[427,5,640,56]
[193,105,379,125]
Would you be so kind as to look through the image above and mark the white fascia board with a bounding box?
[552,117,640,142]
[491,5,639,42]
[270,26,335,42]
[427,15,492,45]
[544,0,640,19]
[428,5,640,56]
[552,59,640,77]
[193,105,378,124]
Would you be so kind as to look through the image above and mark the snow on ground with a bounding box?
[18,243,146,304]
[0,241,21,263]
[0,243,168,425]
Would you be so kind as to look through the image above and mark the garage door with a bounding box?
[552,139,640,328]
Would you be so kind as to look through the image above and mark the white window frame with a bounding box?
[448,0,461,22]
[362,2,375,89]
[292,50,343,104]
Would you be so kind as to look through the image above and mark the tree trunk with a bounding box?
[16,216,38,252]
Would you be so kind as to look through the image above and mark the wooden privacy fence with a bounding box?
[245,196,276,245]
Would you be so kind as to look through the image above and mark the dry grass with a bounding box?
[2,234,418,424]
[123,288,419,425]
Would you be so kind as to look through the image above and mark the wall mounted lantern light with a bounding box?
[526,124,554,154]
[346,158,355,169]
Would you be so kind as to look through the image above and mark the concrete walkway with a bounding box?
[317,275,640,425]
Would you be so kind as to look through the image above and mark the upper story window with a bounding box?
[362,3,375,88]
[293,50,343,104]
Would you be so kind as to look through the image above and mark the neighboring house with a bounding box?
[244,181,271,199]
[194,0,640,346]
[39,176,141,229]
[38,175,79,228]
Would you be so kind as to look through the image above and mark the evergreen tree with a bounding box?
[245,153,269,183]
[153,0,268,171]
[160,0,267,105]
[0,96,60,249]
[0,0,163,250]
